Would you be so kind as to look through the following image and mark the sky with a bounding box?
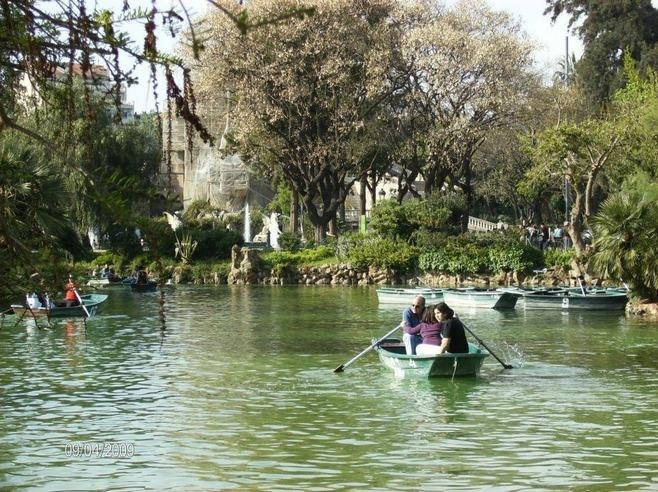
[106,0,585,114]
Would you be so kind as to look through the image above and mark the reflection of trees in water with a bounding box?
[159,287,167,343]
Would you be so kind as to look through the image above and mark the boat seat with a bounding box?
[378,339,406,354]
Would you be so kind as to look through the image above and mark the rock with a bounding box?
[228,247,263,284]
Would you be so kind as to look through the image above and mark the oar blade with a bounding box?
[332,325,400,373]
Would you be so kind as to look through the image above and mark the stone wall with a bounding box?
[182,247,615,289]
[226,247,405,286]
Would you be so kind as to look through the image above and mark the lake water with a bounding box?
[1,286,657,490]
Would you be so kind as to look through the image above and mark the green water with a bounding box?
[1,286,657,490]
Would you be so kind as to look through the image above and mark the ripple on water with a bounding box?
[1,287,657,490]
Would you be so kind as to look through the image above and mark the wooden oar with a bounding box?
[73,289,91,318]
[334,325,401,373]
[462,323,513,370]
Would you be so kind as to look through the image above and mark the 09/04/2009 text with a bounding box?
[64,441,135,458]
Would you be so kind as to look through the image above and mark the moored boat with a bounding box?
[130,281,158,292]
[374,339,489,378]
[376,287,443,304]
[442,289,520,309]
[10,293,109,318]
[500,287,628,311]
[86,277,127,288]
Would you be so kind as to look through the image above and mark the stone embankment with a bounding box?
[224,246,591,289]
[169,247,657,317]
[227,246,404,285]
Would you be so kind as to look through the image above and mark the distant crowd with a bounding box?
[518,222,581,250]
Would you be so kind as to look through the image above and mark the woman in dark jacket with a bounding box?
[434,302,469,354]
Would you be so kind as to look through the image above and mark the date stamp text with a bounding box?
[64,441,135,458]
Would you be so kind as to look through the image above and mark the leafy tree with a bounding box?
[195,0,410,241]
[0,1,215,148]
[545,0,658,105]
[475,82,587,224]
[523,56,658,256]
[403,0,534,229]
[523,118,624,254]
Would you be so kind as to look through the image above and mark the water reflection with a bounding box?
[0,286,657,490]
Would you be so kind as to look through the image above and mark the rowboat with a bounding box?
[10,293,109,318]
[86,277,128,288]
[442,289,521,309]
[376,287,443,304]
[130,281,157,292]
[499,287,628,311]
[374,339,489,378]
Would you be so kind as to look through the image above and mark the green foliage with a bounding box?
[266,184,292,215]
[175,233,198,264]
[488,243,541,273]
[92,251,126,269]
[546,0,658,106]
[108,228,142,258]
[409,228,451,253]
[183,199,215,223]
[263,245,336,274]
[278,232,302,251]
[369,195,458,242]
[250,205,264,237]
[418,241,484,275]
[544,248,576,270]
[336,233,417,272]
[0,131,82,259]
[190,228,243,260]
[138,216,177,259]
[418,233,542,275]
[591,177,658,300]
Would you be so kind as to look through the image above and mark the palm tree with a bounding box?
[0,133,84,301]
[592,188,658,301]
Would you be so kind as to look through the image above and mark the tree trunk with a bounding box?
[567,188,586,254]
[329,218,337,236]
[314,223,326,242]
[369,177,377,208]
[461,159,473,233]
[359,177,367,216]
[290,188,299,234]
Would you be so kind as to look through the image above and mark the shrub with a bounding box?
[264,251,298,275]
[183,199,214,222]
[591,177,658,300]
[369,194,459,242]
[263,245,336,274]
[337,233,417,272]
[368,199,409,239]
[418,241,485,275]
[279,232,302,251]
[92,251,125,269]
[190,228,243,260]
[487,243,540,273]
[544,248,576,270]
[418,234,542,275]
[138,216,177,259]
